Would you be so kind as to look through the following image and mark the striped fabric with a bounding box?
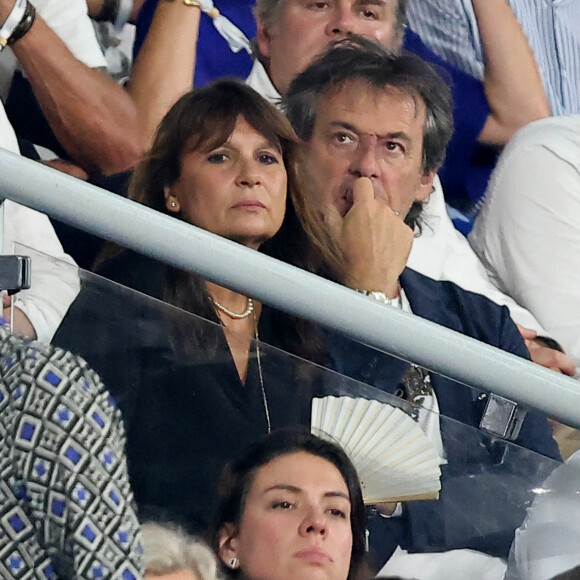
[406,0,580,115]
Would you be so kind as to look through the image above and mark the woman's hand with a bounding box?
[324,177,413,297]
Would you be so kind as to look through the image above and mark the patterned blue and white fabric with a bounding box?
[406,0,580,116]
[0,325,143,579]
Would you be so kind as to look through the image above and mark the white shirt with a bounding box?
[0,102,79,342]
[245,60,546,334]
[470,115,580,367]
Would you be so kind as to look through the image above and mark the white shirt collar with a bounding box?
[246,59,283,107]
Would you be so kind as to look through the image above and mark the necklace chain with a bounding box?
[211,296,254,319]
[253,310,272,434]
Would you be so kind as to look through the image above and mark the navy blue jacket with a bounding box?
[329,267,558,458]
[330,268,560,564]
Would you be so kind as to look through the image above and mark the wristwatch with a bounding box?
[356,289,401,308]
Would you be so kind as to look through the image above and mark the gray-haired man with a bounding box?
[253,0,407,96]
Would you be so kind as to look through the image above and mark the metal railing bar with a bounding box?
[2,150,579,427]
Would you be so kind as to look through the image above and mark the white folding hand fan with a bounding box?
[311,396,442,504]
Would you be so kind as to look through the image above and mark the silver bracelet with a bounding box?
[355,289,401,308]
[0,0,26,48]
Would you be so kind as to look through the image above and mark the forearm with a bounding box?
[7,10,141,175]
[473,0,549,146]
[128,0,201,149]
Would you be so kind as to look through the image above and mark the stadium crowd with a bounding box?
[1,0,580,579]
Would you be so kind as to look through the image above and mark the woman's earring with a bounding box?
[170,201,177,208]
[229,557,239,569]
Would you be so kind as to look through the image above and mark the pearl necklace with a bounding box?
[212,296,270,432]
[211,296,254,319]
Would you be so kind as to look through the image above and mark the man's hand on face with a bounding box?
[323,177,413,297]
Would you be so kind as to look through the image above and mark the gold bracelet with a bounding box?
[182,0,201,7]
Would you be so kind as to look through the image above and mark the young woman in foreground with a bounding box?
[210,429,370,580]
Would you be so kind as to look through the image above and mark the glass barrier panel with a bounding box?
[9,240,80,344]
[10,245,578,579]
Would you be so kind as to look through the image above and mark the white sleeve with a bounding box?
[3,200,80,342]
[407,176,545,333]
[0,100,20,154]
[28,0,107,69]
[469,116,580,367]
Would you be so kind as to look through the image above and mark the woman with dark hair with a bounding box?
[209,429,370,580]
[54,79,339,537]
[96,78,334,367]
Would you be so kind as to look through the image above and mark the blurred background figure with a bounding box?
[142,522,221,580]
[0,0,140,179]
[470,115,580,371]
[505,450,580,580]
[406,0,580,117]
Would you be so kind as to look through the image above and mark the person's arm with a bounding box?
[472,0,549,146]
[3,200,80,343]
[128,0,201,148]
[0,0,142,176]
